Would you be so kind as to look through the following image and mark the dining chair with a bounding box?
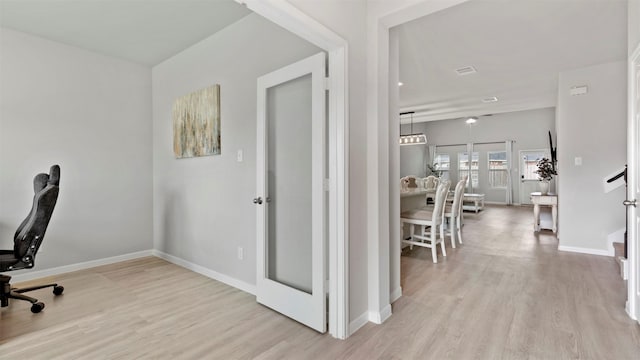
[400,181,450,263]
[422,176,438,191]
[444,178,466,248]
[422,175,439,204]
[401,175,419,188]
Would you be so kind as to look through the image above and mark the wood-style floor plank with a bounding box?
[1,205,639,359]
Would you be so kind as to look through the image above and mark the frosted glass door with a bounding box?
[266,74,313,293]
[255,53,326,332]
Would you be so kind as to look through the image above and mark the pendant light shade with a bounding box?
[399,111,427,146]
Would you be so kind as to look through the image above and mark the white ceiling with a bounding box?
[0,0,251,66]
[396,0,628,123]
[0,0,628,118]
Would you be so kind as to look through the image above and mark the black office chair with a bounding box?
[0,165,63,313]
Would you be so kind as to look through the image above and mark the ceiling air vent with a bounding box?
[455,66,477,76]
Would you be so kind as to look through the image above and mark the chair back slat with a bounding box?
[432,181,450,223]
[423,176,439,191]
[451,179,466,217]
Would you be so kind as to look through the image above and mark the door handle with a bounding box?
[253,197,263,205]
[623,199,637,207]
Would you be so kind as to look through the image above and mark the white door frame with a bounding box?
[627,43,640,323]
[239,0,349,339]
[367,0,471,325]
[375,0,637,328]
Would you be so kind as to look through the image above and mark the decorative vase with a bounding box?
[539,180,550,195]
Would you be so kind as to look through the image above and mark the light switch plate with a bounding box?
[575,157,582,166]
[237,149,243,162]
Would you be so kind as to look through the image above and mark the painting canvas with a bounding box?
[173,85,221,158]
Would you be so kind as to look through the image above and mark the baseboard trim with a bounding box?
[11,249,258,296]
[351,303,395,335]
[558,245,610,257]
[369,304,392,324]
[152,250,256,295]
[11,250,153,283]
[348,311,370,336]
[484,201,506,205]
[390,286,402,303]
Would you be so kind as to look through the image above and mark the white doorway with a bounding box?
[255,53,327,333]
[519,149,551,205]
[242,0,349,338]
[627,44,640,323]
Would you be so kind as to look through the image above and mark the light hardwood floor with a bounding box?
[1,205,639,359]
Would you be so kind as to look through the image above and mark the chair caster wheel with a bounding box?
[31,302,45,313]
[53,286,64,295]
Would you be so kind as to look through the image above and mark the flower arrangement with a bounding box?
[426,164,442,177]
[535,157,557,181]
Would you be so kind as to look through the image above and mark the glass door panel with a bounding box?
[266,74,313,294]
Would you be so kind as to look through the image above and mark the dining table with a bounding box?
[400,187,435,212]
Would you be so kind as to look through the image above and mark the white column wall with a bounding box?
[630,0,640,55]
[285,0,371,327]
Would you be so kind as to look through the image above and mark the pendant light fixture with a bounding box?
[399,111,427,145]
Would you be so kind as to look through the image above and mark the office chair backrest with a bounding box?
[13,165,60,266]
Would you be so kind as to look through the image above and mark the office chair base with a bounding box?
[0,274,63,313]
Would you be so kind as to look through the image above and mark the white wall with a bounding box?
[399,130,428,178]
[151,14,320,289]
[630,0,640,55]
[406,108,556,204]
[557,61,627,253]
[0,28,153,270]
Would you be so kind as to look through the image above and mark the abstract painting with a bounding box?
[173,84,221,158]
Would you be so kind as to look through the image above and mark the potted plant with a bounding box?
[426,164,442,178]
[534,157,557,194]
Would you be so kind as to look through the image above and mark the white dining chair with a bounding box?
[400,181,450,263]
[422,175,438,190]
[444,179,466,248]
[422,175,439,204]
[401,175,419,188]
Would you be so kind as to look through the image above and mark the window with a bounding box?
[433,154,450,180]
[459,152,479,188]
[488,151,508,188]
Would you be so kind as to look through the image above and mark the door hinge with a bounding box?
[323,178,331,191]
[324,77,331,91]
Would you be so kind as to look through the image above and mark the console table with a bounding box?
[462,193,485,213]
[530,192,557,233]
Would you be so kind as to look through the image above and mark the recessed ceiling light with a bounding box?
[455,66,477,76]
[482,96,498,103]
[398,82,404,86]
[465,117,478,124]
